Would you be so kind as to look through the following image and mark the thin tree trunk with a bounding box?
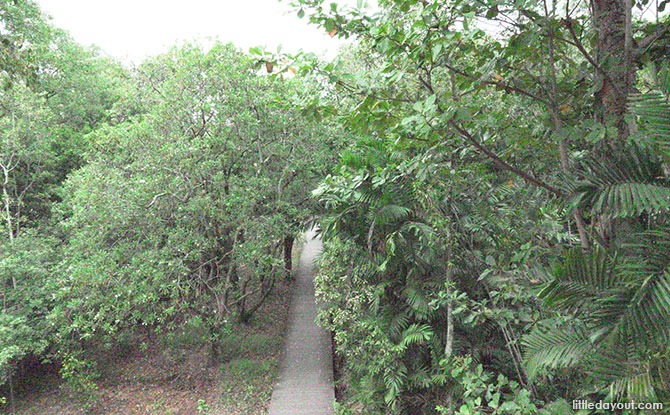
[283,235,294,277]
[444,255,454,359]
[1,163,16,289]
[2,166,13,244]
[443,220,455,415]
[546,0,591,251]
[9,370,15,415]
[554,113,591,251]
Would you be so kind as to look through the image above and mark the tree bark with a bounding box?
[591,0,634,140]
[283,235,294,276]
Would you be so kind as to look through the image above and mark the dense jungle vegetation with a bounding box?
[1,0,670,413]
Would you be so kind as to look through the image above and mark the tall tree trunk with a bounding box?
[590,0,636,247]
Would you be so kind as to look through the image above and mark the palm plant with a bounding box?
[523,61,670,406]
[524,245,670,401]
[315,140,446,412]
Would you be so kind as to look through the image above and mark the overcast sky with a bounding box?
[35,0,665,66]
[36,0,358,64]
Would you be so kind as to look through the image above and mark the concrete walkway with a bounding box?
[268,230,334,415]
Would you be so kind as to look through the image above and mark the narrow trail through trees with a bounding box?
[268,230,334,415]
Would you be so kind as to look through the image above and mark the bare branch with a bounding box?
[633,23,670,58]
[443,63,551,105]
[562,18,623,96]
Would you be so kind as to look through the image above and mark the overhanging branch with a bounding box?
[450,121,563,196]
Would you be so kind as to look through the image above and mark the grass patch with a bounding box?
[218,332,281,361]
[224,358,276,380]
[221,359,277,414]
[218,358,278,413]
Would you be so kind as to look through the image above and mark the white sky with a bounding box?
[36,0,356,64]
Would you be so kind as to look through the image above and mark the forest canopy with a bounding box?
[1,0,670,413]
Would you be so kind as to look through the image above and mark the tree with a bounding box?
[50,42,338,363]
[0,82,53,248]
[0,0,50,86]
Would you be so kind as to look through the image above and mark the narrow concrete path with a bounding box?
[268,230,334,415]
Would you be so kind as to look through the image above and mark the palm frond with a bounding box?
[583,182,670,218]
[539,247,618,309]
[587,343,659,401]
[386,310,411,341]
[619,271,670,344]
[624,225,670,275]
[402,285,433,319]
[398,323,433,349]
[630,58,670,154]
[573,144,670,218]
[383,362,407,408]
[530,244,670,401]
[586,267,670,348]
[608,371,658,401]
[630,91,670,156]
[523,321,591,380]
[373,204,412,226]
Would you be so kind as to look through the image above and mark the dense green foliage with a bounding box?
[1,2,127,406]
[0,0,339,410]
[53,42,335,358]
[1,0,669,414]
[287,0,670,413]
